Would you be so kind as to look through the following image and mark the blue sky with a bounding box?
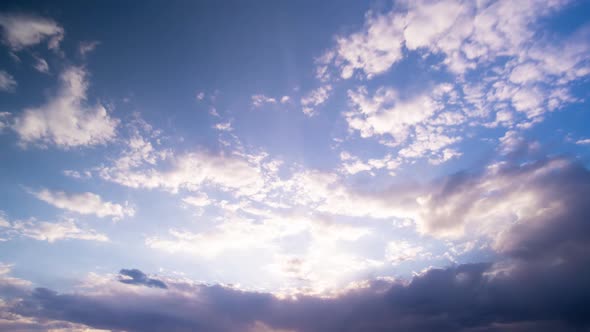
[1,1,590,331]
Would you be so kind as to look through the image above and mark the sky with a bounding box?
[0,0,590,331]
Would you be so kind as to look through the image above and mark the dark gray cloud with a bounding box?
[2,157,590,332]
[118,268,167,289]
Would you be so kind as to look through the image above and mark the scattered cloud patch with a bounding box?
[252,94,277,107]
[0,70,17,92]
[12,66,119,148]
[78,40,100,56]
[301,85,331,116]
[0,13,64,51]
[30,188,135,220]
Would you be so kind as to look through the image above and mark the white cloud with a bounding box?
[11,219,108,243]
[32,55,49,73]
[345,85,463,163]
[79,40,100,56]
[317,0,588,158]
[182,193,212,207]
[576,139,590,145]
[12,66,119,148]
[214,121,233,132]
[280,96,290,104]
[0,13,64,51]
[30,188,135,220]
[0,211,108,243]
[339,151,400,175]
[100,150,268,197]
[0,71,16,92]
[386,241,428,265]
[333,10,405,79]
[252,94,277,107]
[301,85,331,116]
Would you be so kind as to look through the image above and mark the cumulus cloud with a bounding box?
[12,66,119,148]
[4,253,590,332]
[345,84,463,162]
[3,153,590,331]
[0,70,17,92]
[317,0,589,166]
[30,188,135,220]
[0,13,64,51]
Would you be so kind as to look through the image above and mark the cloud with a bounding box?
[78,40,100,56]
[182,193,212,207]
[252,94,277,107]
[317,0,589,167]
[0,216,108,243]
[345,84,462,162]
[32,55,49,73]
[576,139,590,145]
[118,269,167,289]
[0,70,17,92]
[0,13,64,51]
[99,149,270,197]
[301,85,331,116]
[338,151,400,175]
[5,252,590,332]
[30,188,135,220]
[3,152,590,330]
[328,10,405,79]
[12,66,119,148]
[214,121,233,132]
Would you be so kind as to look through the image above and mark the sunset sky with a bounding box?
[1,1,590,331]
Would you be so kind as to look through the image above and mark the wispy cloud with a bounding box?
[29,188,135,220]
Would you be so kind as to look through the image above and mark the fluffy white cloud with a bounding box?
[346,86,440,142]
[332,10,405,79]
[301,85,331,116]
[345,84,463,162]
[319,0,588,166]
[0,70,16,92]
[12,66,119,148]
[30,189,135,220]
[0,13,64,50]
